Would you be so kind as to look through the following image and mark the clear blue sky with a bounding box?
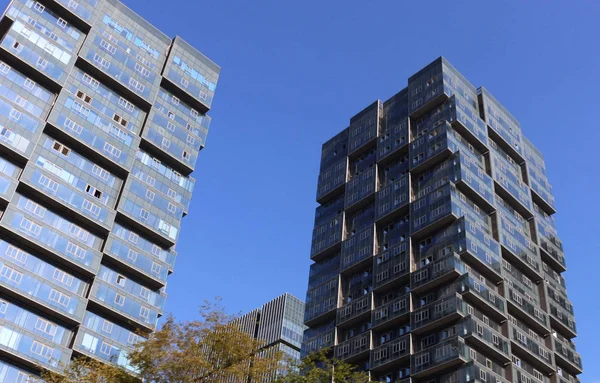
[127,0,599,380]
[9,0,600,379]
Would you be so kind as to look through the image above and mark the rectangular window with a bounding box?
[140,287,150,300]
[112,113,128,128]
[128,78,145,92]
[101,320,113,334]
[6,245,27,264]
[52,268,74,287]
[140,209,150,220]
[100,341,112,355]
[103,142,122,158]
[49,289,70,307]
[56,17,67,28]
[35,317,57,337]
[114,293,125,306]
[182,151,190,161]
[93,54,110,69]
[20,217,42,236]
[127,332,139,345]
[166,121,176,131]
[68,223,89,242]
[76,90,93,104]
[30,341,53,360]
[66,241,86,259]
[116,274,126,287]
[92,164,110,181]
[145,189,155,201]
[0,62,10,74]
[100,39,116,54]
[24,200,46,218]
[161,137,171,148]
[186,134,195,145]
[128,232,139,244]
[167,188,177,200]
[0,265,23,284]
[82,73,100,89]
[151,262,161,275]
[118,97,135,112]
[64,118,83,135]
[139,306,150,319]
[134,62,150,77]
[127,248,138,261]
[109,125,128,143]
[9,108,21,121]
[68,0,78,9]
[167,203,177,214]
[72,101,90,117]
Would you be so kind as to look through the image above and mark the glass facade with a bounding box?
[0,0,218,379]
[303,57,582,383]
[235,293,306,382]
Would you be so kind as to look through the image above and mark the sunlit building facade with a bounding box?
[302,57,582,383]
[0,0,219,380]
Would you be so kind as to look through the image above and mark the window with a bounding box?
[117,98,135,114]
[56,17,67,28]
[103,142,121,158]
[20,218,42,236]
[512,355,521,367]
[171,95,180,105]
[9,108,21,121]
[151,245,161,256]
[30,341,53,360]
[53,269,74,287]
[161,137,171,148]
[186,134,195,145]
[140,287,150,300]
[0,265,22,284]
[0,62,10,74]
[82,199,101,217]
[127,332,139,345]
[12,41,23,53]
[181,78,189,88]
[134,62,150,77]
[469,349,477,359]
[139,306,150,319]
[128,232,139,244]
[167,203,177,214]
[182,150,190,161]
[492,334,499,345]
[167,188,177,200]
[127,249,138,261]
[151,262,161,275]
[140,209,150,220]
[64,117,83,134]
[110,125,128,142]
[101,320,113,334]
[15,95,26,107]
[100,39,116,54]
[166,121,176,131]
[112,113,128,127]
[35,317,57,337]
[114,293,125,306]
[24,200,46,218]
[52,141,71,156]
[93,53,110,69]
[49,289,70,307]
[145,189,155,201]
[92,164,110,181]
[479,370,487,382]
[76,90,93,104]
[66,241,86,259]
[68,223,89,242]
[6,245,27,264]
[116,275,126,287]
[100,342,112,355]
[129,78,145,92]
[82,73,100,89]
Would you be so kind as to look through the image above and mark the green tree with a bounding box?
[42,300,281,383]
[276,348,369,383]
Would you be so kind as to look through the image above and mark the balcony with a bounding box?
[340,226,374,274]
[553,370,581,383]
[345,167,376,211]
[513,365,551,383]
[411,336,469,379]
[553,336,583,375]
[457,274,506,321]
[335,331,371,363]
[411,253,465,294]
[506,286,549,335]
[412,294,467,335]
[372,293,410,330]
[373,247,410,292]
[316,159,347,204]
[509,325,554,373]
[549,303,577,339]
[538,232,566,273]
[337,293,373,328]
[460,316,511,364]
[370,334,411,371]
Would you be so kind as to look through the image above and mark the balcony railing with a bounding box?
[411,253,466,293]
[458,274,506,320]
[412,294,467,334]
[370,334,411,370]
[459,316,510,363]
[553,337,583,374]
[335,331,371,361]
[337,293,372,326]
[372,293,410,329]
[509,324,554,371]
[411,336,468,378]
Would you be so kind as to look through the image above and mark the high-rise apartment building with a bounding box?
[236,293,306,380]
[0,0,218,380]
[302,57,582,383]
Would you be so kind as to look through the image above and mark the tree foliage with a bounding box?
[276,348,369,383]
[42,300,281,383]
